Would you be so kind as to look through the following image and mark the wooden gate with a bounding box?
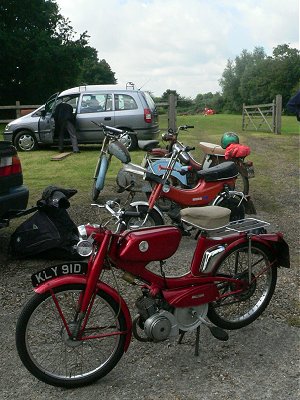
[242,94,282,134]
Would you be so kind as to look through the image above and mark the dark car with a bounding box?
[0,141,29,228]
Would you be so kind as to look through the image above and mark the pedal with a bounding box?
[208,326,229,341]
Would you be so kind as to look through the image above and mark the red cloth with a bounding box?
[225,143,251,159]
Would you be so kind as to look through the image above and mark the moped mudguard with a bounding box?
[34,275,132,351]
[225,234,290,268]
[96,154,108,191]
[130,200,164,219]
[147,159,188,186]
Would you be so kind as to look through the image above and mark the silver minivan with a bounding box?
[4,84,159,151]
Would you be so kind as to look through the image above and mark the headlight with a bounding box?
[4,123,11,131]
[76,239,93,257]
[77,224,88,239]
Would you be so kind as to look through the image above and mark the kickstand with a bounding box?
[178,327,201,356]
[178,331,185,344]
[195,326,200,356]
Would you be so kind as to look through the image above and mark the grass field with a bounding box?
[0,114,299,207]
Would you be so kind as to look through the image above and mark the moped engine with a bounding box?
[144,310,179,341]
[134,295,179,342]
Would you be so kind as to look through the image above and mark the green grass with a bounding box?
[0,114,299,207]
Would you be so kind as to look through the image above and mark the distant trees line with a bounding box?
[1,2,299,114]
[155,44,300,114]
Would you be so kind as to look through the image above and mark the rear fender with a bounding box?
[225,234,290,268]
[34,275,132,351]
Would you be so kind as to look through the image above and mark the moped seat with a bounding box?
[138,140,160,151]
[199,141,226,156]
[180,206,231,230]
[196,161,238,181]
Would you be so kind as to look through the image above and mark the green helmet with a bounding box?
[221,132,239,149]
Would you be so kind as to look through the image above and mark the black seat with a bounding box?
[138,140,160,151]
[196,161,238,182]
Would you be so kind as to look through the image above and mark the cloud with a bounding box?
[56,0,299,98]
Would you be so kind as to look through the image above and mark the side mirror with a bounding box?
[41,110,46,118]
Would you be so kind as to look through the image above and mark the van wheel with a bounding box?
[120,132,137,151]
[14,131,37,151]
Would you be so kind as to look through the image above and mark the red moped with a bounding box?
[118,142,254,229]
[16,201,289,388]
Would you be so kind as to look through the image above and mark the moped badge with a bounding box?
[139,241,149,252]
[162,184,170,193]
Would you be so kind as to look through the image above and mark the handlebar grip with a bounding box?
[185,146,195,152]
[186,125,194,128]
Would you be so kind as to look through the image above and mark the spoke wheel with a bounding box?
[16,284,127,388]
[208,243,277,330]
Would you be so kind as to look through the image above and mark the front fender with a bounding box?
[34,275,132,351]
[130,200,164,219]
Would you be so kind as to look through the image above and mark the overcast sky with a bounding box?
[56,0,299,98]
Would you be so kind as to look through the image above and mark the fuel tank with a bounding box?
[118,226,182,262]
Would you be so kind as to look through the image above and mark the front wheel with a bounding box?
[208,243,277,330]
[92,154,109,201]
[16,284,127,388]
[123,204,164,229]
[14,131,38,151]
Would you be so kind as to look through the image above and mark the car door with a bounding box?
[38,92,59,143]
[76,93,115,142]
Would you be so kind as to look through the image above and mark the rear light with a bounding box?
[144,108,152,123]
[0,155,22,177]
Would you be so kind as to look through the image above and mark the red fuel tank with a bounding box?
[118,226,181,262]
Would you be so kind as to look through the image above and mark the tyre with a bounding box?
[123,204,164,229]
[16,284,127,388]
[208,243,277,330]
[235,173,249,195]
[14,131,37,151]
[120,132,138,151]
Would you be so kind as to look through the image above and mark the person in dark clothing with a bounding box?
[53,102,80,153]
[286,91,300,121]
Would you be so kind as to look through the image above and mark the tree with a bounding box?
[0,0,116,105]
[219,44,300,113]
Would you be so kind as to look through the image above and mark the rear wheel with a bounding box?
[208,243,277,330]
[16,284,127,388]
[235,173,249,195]
[123,204,164,229]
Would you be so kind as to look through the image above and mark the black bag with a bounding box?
[9,186,81,260]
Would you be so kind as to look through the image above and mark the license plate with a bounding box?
[31,262,88,287]
[247,165,255,178]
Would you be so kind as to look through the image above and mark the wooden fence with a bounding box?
[242,95,282,134]
[0,95,178,129]
[0,101,40,123]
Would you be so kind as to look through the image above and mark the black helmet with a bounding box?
[221,132,240,149]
